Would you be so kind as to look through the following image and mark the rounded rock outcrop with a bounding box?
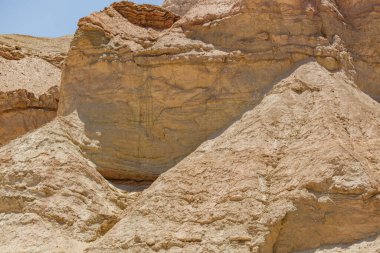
[59,0,380,181]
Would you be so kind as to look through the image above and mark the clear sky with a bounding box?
[0,0,163,38]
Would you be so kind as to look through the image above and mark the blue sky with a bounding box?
[0,0,163,37]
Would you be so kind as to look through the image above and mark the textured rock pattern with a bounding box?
[0,34,72,68]
[0,113,136,252]
[86,62,380,253]
[0,34,71,146]
[112,1,180,29]
[0,87,59,146]
[162,0,200,16]
[60,0,380,180]
[0,1,379,252]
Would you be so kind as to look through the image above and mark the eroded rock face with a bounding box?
[0,34,72,68]
[60,0,379,181]
[0,87,59,146]
[0,34,71,146]
[162,0,200,16]
[173,0,380,99]
[86,62,380,253]
[1,1,380,252]
[0,113,135,252]
[112,1,180,29]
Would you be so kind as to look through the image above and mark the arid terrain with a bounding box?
[0,34,71,146]
[0,0,379,252]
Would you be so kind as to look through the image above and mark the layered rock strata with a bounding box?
[0,34,72,68]
[0,1,379,252]
[112,1,180,29]
[0,34,71,146]
[86,62,380,253]
[60,0,380,180]
[0,87,59,146]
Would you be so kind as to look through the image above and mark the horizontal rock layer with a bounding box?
[0,34,71,146]
[112,1,180,29]
[0,34,72,68]
[0,87,59,146]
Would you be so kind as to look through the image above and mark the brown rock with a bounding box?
[112,1,180,29]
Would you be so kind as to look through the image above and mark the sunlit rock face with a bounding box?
[1,1,380,252]
[60,0,380,181]
[0,34,72,146]
[87,62,380,253]
[0,113,132,252]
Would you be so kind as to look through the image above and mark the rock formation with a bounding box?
[0,0,380,252]
[0,34,71,146]
[85,62,380,253]
[112,1,180,29]
[162,0,199,16]
[0,112,135,252]
[0,34,71,68]
[0,87,59,146]
[60,0,380,181]
[2,60,379,253]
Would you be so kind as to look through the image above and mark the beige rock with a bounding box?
[162,0,200,16]
[0,34,72,68]
[0,1,379,252]
[60,0,379,180]
[0,87,59,146]
[0,112,133,252]
[296,235,380,253]
[0,34,71,146]
[86,62,380,253]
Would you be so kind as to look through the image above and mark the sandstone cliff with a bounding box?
[60,0,380,181]
[0,34,71,146]
[85,62,380,253]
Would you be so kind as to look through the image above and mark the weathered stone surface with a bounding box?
[0,34,71,146]
[0,34,72,68]
[0,87,59,146]
[162,0,200,16]
[172,0,380,100]
[60,0,379,180]
[296,235,380,253]
[86,62,380,253]
[112,1,180,29]
[0,112,136,252]
[0,1,380,252]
